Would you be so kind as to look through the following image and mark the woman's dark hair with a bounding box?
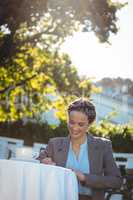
[68,98,96,124]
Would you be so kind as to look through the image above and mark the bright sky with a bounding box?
[61,0,133,81]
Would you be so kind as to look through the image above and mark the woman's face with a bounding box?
[67,110,89,141]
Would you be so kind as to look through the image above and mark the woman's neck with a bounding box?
[71,134,87,147]
[70,134,87,159]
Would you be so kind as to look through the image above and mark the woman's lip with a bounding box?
[72,132,79,135]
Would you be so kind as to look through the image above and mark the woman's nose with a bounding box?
[72,124,79,130]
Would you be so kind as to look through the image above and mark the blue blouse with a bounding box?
[66,138,92,196]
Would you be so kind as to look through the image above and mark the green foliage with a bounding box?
[0,32,97,122]
[0,0,128,129]
[89,122,133,153]
[0,0,127,122]
[0,47,85,121]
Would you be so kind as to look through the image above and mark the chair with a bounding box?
[0,140,9,159]
[0,136,24,159]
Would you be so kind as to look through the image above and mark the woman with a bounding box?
[37,98,122,200]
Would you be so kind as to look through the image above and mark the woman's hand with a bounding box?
[72,169,86,182]
[41,157,56,165]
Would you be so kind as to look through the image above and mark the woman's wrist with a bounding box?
[80,174,86,186]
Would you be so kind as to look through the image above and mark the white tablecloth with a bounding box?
[0,159,78,200]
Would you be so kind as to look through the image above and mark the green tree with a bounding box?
[0,0,126,122]
[0,47,84,121]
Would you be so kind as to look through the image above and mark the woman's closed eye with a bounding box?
[69,121,87,127]
[78,122,86,127]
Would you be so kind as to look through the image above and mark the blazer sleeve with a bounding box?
[83,140,122,189]
[36,139,54,162]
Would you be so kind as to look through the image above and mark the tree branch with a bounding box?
[0,74,37,94]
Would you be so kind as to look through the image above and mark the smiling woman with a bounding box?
[37,98,122,200]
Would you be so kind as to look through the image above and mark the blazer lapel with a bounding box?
[87,134,102,174]
[56,137,70,167]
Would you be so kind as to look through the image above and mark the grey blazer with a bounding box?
[38,134,122,200]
